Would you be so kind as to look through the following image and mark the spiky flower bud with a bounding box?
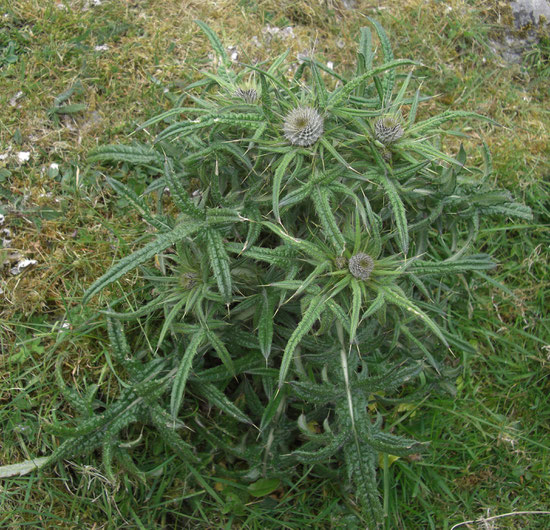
[348,252,374,280]
[374,115,404,145]
[283,106,324,147]
[181,272,198,290]
[335,256,348,269]
[234,87,258,104]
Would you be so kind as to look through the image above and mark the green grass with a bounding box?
[1,0,549,527]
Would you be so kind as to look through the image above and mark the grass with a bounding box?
[1,0,549,527]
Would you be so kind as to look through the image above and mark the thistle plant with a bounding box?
[22,19,531,526]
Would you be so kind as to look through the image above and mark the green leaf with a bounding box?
[156,296,189,351]
[272,151,296,222]
[328,59,416,109]
[356,26,373,81]
[377,171,409,254]
[312,185,346,252]
[292,430,349,464]
[170,330,206,419]
[163,158,205,219]
[411,255,496,275]
[279,294,325,387]
[367,430,424,456]
[380,286,448,347]
[89,143,163,165]
[355,361,423,393]
[205,329,235,376]
[195,20,229,67]
[349,279,362,343]
[0,457,50,478]
[205,228,233,303]
[260,387,286,432]
[258,288,275,360]
[195,383,252,424]
[367,18,395,100]
[407,110,495,136]
[362,291,385,320]
[105,176,168,231]
[83,221,203,304]
[262,221,327,261]
[247,478,281,497]
[51,103,87,115]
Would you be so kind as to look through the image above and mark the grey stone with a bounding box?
[340,0,357,9]
[489,0,549,63]
[510,0,550,29]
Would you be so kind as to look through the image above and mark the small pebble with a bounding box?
[17,152,30,163]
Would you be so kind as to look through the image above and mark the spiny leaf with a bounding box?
[328,59,416,109]
[170,330,206,419]
[366,430,424,456]
[195,20,230,67]
[292,430,350,464]
[377,171,409,254]
[163,159,205,219]
[356,362,423,393]
[83,221,203,304]
[258,288,275,360]
[367,17,395,100]
[106,177,168,231]
[349,279,363,345]
[407,110,495,136]
[194,382,252,424]
[0,457,50,478]
[312,185,346,252]
[356,26,373,81]
[88,143,163,165]
[260,387,286,432]
[205,329,235,376]
[411,254,496,275]
[279,294,326,387]
[380,286,449,347]
[272,151,296,222]
[205,228,233,303]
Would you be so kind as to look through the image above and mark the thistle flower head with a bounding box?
[234,87,258,104]
[283,106,324,147]
[374,115,404,145]
[348,252,374,280]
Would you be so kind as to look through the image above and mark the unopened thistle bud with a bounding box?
[374,115,404,145]
[234,87,258,104]
[283,106,324,147]
[335,256,348,269]
[348,252,374,280]
[181,272,198,290]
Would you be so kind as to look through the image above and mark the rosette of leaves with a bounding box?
[29,19,531,527]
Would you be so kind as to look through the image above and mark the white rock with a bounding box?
[10,259,37,274]
[94,44,109,51]
[17,152,30,163]
[9,91,24,107]
[10,259,37,276]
